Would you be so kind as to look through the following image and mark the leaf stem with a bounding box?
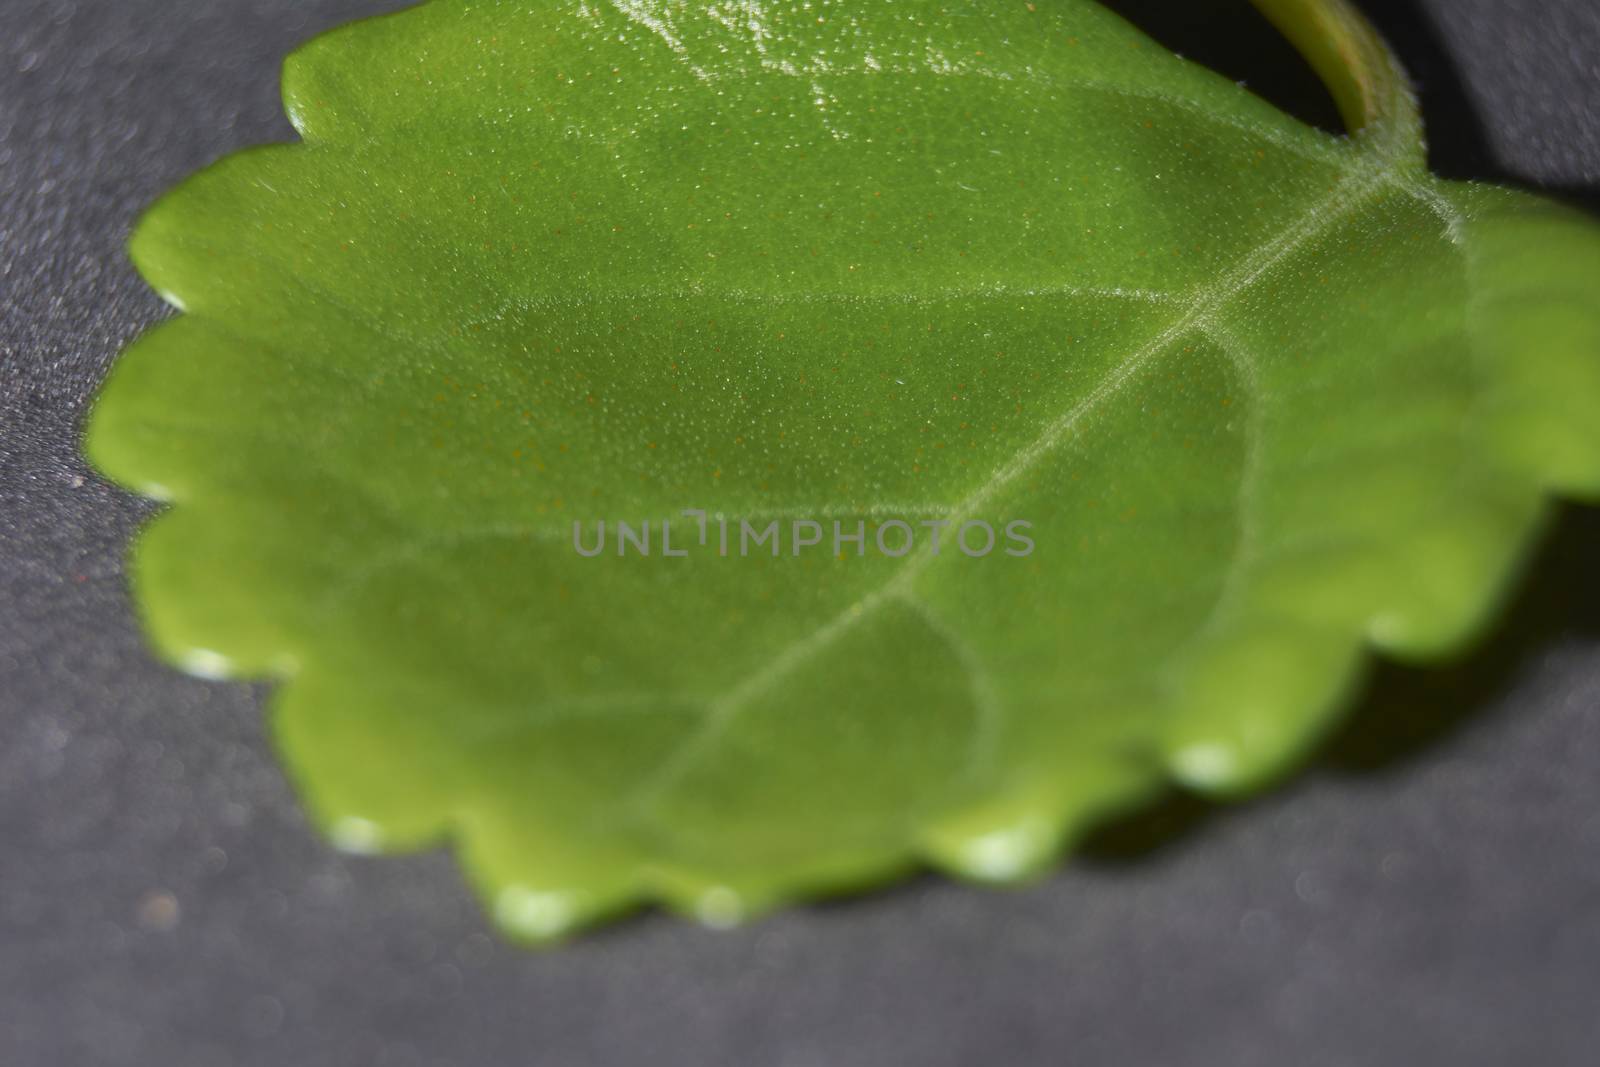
[1248,0,1425,166]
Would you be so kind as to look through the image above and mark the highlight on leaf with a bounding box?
[88,0,1600,941]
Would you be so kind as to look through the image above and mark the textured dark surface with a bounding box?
[2,1,1598,1064]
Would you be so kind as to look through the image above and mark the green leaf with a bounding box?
[88,0,1600,942]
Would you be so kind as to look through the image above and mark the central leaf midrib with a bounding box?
[622,160,1409,815]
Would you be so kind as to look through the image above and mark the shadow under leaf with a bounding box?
[1081,503,1600,865]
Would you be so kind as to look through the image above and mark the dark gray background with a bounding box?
[3,1,1598,1064]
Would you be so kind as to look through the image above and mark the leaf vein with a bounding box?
[627,164,1403,806]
